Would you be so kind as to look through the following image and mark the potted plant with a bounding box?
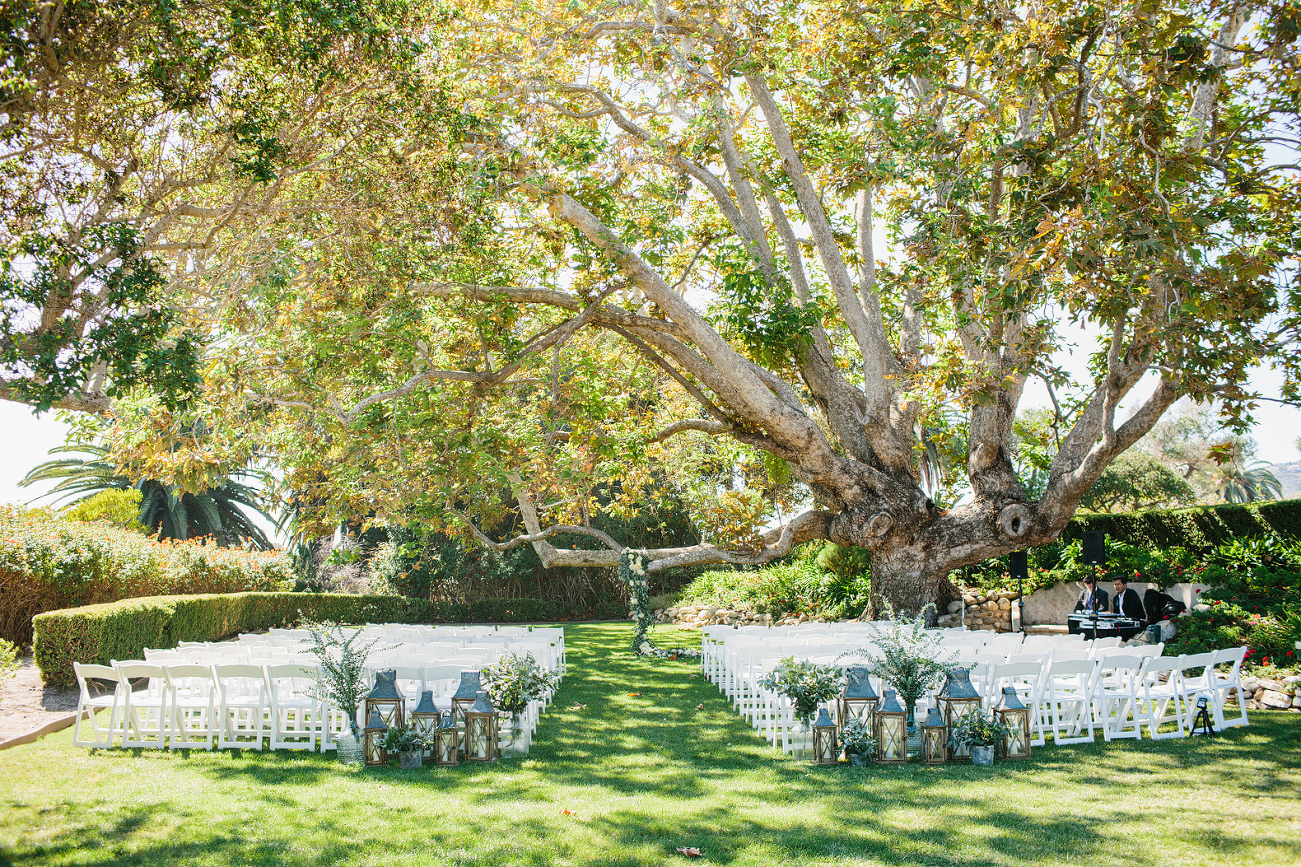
[840,718,877,766]
[759,657,843,729]
[381,725,431,769]
[303,618,381,766]
[844,604,953,753]
[481,652,559,756]
[947,709,1012,767]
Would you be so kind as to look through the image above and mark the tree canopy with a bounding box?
[3,0,1300,613]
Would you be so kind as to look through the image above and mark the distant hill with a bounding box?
[1267,460,1301,499]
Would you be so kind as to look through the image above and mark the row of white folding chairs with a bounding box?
[74,660,344,752]
[74,658,555,752]
[701,625,1052,687]
[1029,646,1248,744]
[736,645,1247,755]
[705,629,1086,705]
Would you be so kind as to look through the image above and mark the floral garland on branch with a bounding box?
[621,550,701,659]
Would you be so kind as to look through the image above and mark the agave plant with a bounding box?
[20,441,273,549]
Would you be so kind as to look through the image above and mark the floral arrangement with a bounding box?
[622,550,700,659]
[481,652,559,714]
[947,709,1012,749]
[839,717,877,757]
[758,656,843,722]
[845,604,953,718]
[380,724,431,754]
[303,619,382,734]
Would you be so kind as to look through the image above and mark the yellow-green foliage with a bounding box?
[32,592,436,686]
[61,489,147,533]
[0,505,293,647]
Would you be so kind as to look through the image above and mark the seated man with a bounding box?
[1112,576,1146,621]
[1073,576,1109,614]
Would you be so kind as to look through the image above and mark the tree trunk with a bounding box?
[864,545,960,623]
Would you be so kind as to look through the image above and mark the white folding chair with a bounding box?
[1174,651,1218,729]
[1138,657,1186,740]
[1090,655,1143,741]
[214,663,269,750]
[165,664,217,750]
[1043,658,1096,745]
[114,661,170,749]
[265,663,321,751]
[1207,646,1249,729]
[990,661,1048,747]
[72,662,125,749]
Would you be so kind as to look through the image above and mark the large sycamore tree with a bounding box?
[4,0,1300,614]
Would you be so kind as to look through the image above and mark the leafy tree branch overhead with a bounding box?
[3,0,1299,615]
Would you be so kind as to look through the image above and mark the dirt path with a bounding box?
[0,657,79,746]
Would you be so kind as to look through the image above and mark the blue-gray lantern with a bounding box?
[365,669,405,729]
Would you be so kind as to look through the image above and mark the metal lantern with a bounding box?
[410,690,440,765]
[921,706,948,765]
[365,669,405,729]
[463,690,499,762]
[996,687,1032,759]
[811,708,838,765]
[363,707,388,767]
[838,666,878,734]
[874,690,908,764]
[451,670,483,722]
[434,709,460,766]
[936,668,982,759]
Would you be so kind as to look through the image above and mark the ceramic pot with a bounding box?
[398,749,423,769]
[971,745,995,766]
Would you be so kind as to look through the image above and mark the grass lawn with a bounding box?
[2,622,1299,867]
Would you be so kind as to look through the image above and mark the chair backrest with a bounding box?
[1090,637,1123,652]
[1046,658,1095,680]
[264,663,318,700]
[1049,647,1091,663]
[114,661,169,695]
[1212,646,1247,678]
[74,662,121,697]
[213,663,268,697]
[165,664,217,696]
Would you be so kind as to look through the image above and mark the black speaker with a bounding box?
[1008,550,1029,581]
[1081,531,1106,566]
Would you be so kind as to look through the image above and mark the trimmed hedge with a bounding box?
[0,506,294,646]
[32,592,587,686]
[1060,499,1301,552]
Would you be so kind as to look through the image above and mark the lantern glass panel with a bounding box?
[812,709,838,765]
[363,709,387,767]
[877,713,906,762]
[464,690,498,762]
[921,707,948,765]
[434,712,459,767]
[996,688,1031,759]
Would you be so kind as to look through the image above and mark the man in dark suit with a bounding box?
[1073,576,1109,614]
[1112,576,1146,621]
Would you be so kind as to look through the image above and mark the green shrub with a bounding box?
[0,505,294,646]
[1166,599,1301,667]
[1062,499,1301,552]
[62,490,147,533]
[0,638,18,691]
[678,546,867,620]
